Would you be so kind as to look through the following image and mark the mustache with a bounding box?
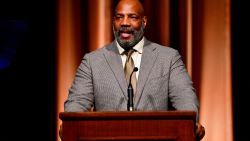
[118,27,134,33]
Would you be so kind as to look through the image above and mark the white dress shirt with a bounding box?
[116,37,144,80]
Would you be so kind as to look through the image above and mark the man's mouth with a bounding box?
[120,32,132,38]
[119,30,134,39]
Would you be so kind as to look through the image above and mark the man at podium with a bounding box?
[63,0,205,140]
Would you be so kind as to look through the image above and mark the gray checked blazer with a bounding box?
[64,38,199,118]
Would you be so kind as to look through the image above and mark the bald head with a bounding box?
[115,0,145,16]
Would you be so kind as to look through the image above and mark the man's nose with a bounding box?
[121,17,130,26]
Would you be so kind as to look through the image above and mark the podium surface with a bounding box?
[60,111,196,141]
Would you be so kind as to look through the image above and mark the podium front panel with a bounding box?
[60,111,196,141]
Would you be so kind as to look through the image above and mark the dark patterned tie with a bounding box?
[124,49,137,93]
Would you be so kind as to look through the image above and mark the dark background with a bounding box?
[231,0,250,140]
[0,0,56,141]
[0,0,249,141]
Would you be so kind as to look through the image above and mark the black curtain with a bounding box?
[231,0,250,141]
[0,0,56,141]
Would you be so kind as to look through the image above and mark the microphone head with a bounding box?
[129,67,138,87]
[133,67,138,72]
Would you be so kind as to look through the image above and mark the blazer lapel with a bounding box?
[135,40,158,107]
[103,42,128,99]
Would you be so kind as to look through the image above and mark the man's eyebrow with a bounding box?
[115,13,123,15]
[115,12,139,15]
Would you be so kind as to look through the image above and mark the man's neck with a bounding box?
[116,37,144,54]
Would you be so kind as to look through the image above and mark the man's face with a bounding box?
[113,1,147,50]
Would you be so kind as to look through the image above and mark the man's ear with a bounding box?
[143,16,147,28]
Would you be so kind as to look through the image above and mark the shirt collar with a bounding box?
[116,37,144,55]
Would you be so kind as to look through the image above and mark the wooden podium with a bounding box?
[59,111,196,141]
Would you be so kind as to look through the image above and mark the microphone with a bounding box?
[127,67,138,111]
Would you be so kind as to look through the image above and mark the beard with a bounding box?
[113,23,144,50]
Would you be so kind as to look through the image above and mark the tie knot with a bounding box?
[124,49,136,58]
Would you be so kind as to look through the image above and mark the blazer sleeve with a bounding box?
[64,54,94,112]
[168,50,200,121]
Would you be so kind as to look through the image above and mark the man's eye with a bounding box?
[130,16,139,20]
[115,16,123,20]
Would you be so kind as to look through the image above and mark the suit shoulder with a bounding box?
[83,42,113,58]
[150,42,179,55]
